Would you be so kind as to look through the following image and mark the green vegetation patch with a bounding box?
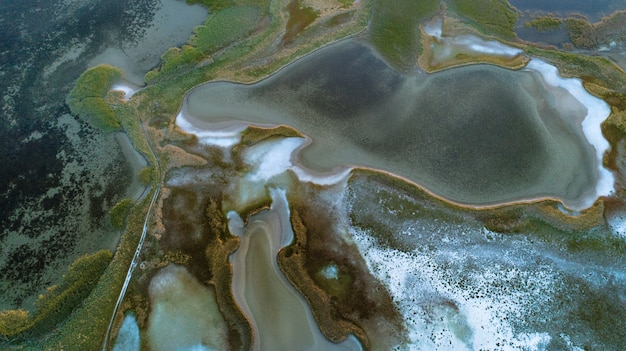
[564,16,597,49]
[191,6,263,53]
[187,0,269,11]
[109,198,135,229]
[525,46,626,93]
[239,125,304,148]
[146,6,263,83]
[66,65,123,132]
[187,0,235,11]
[0,250,112,340]
[447,0,517,39]
[282,0,319,45]
[525,15,563,32]
[138,166,154,186]
[368,0,440,69]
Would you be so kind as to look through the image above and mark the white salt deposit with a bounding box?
[526,59,614,207]
[244,138,305,182]
[111,82,138,101]
[423,18,443,38]
[176,111,354,186]
[320,263,339,280]
[606,209,626,239]
[453,34,522,57]
[351,228,558,351]
[424,17,522,57]
[241,136,354,186]
[291,165,353,186]
[176,111,244,148]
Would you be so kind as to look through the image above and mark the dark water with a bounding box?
[0,0,161,310]
[185,40,597,207]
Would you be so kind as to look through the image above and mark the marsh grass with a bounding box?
[66,65,123,132]
[282,0,319,45]
[565,16,597,49]
[186,0,234,11]
[238,125,303,148]
[146,6,263,83]
[191,6,263,53]
[525,15,563,32]
[447,0,517,39]
[138,166,153,186]
[347,169,623,258]
[30,189,158,350]
[109,198,135,230]
[0,250,112,340]
[368,0,439,69]
[524,46,626,93]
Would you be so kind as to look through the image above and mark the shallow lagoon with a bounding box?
[229,189,361,351]
[182,40,602,210]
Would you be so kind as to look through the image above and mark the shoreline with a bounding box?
[174,37,614,212]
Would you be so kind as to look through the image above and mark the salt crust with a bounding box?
[111,83,137,101]
[176,35,614,208]
[176,111,245,148]
[525,59,614,207]
[423,18,614,209]
[350,228,565,350]
[423,17,522,57]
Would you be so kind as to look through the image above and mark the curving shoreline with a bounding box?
[176,37,613,211]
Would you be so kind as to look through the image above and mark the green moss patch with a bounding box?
[565,16,597,49]
[146,6,263,83]
[66,65,124,132]
[138,166,154,186]
[525,15,563,32]
[282,0,319,45]
[368,0,440,69]
[447,0,517,39]
[109,198,135,229]
[191,6,263,53]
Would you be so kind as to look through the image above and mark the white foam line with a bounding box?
[526,59,614,207]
